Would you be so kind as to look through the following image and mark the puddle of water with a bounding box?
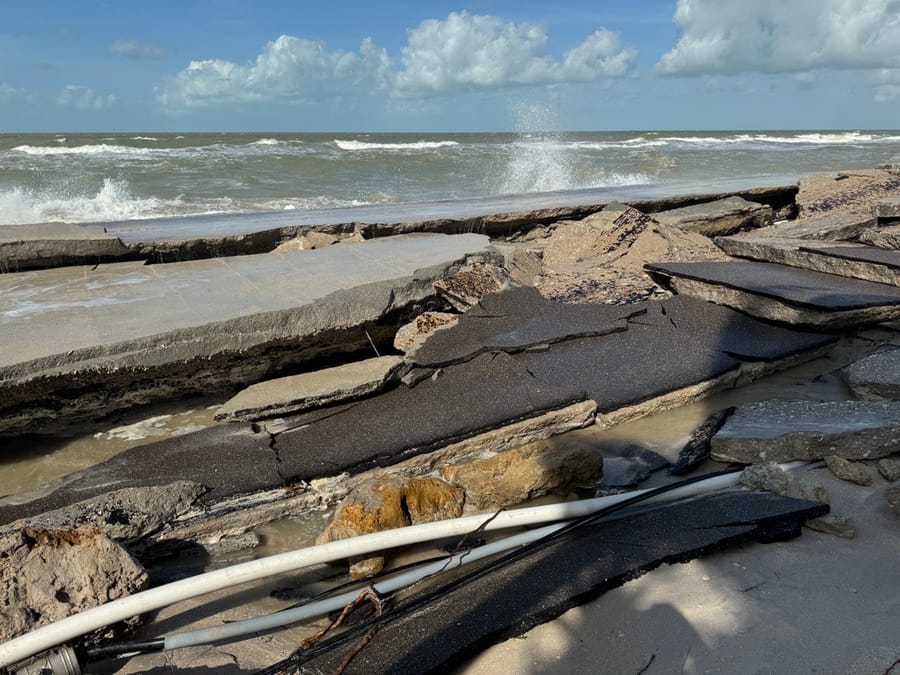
[0,399,223,498]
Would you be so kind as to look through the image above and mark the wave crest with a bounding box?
[12,143,154,157]
[334,139,461,151]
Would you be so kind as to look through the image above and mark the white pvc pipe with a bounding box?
[165,521,568,650]
[0,471,742,668]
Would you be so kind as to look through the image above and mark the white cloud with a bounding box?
[658,0,900,75]
[111,40,163,61]
[396,11,636,93]
[56,85,117,110]
[0,82,21,103]
[874,68,900,101]
[160,35,391,108]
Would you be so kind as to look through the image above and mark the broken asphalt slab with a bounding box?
[711,399,900,463]
[645,260,900,328]
[515,295,836,415]
[293,491,828,675]
[408,286,642,367]
[0,233,493,435]
[0,353,588,533]
[651,195,773,237]
[715,236,900,286]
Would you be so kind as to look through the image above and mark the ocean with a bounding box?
[2,130,900,227]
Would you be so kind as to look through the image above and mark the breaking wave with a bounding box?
[334,139,460,151]
[0,179,177,225]
[12,143,154,157]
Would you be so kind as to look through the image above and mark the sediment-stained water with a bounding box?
[2,130,899,226]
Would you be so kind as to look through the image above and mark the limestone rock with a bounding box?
[394,312,459,354]
[824,456,872,486]
[796,170,900,218]
[317,476,464,579]
[873,197,900,222]
[273,232,339,252]
[402,477,466,524]
[877,456,900,481]
[886,485,900,517]
[844,349,900,401]
[216,356,403,422]
[652,196,773,237]
[712,400,900,464]
[805,514,856,539]
[537,203,728,305]
[739,463,829,504]
[0,527,147,642]
[433,262,511,311]
[860,224,900,250]
[491,243,543,286]
[439,441,602,510]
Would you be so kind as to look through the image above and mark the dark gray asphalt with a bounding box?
[0,353,585,526]
[645,261,900,310]
[518,297,836,413]
[273,352,587,478]
[295,491,827,675]
[411,286,642,367]
[799,244,900,270]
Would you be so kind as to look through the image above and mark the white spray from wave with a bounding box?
[496,104,653,194]
[0,178,177,225]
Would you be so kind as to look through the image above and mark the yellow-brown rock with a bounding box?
[317,475,465,579]
[403,477,465,524]
[439,441,602,510]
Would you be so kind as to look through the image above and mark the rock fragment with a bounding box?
[824,456,873,486]
[805,514,856,539]
[0,527,147,642]
[536,203,728,304]
[439,440,602,510]
[739,463,829,504]
[394,312,459,354]
[273,231,339,252]
[859,224,900,250]
[886,485,900,517]
[877,456,900,482]
[317,476,464,579]
[669,407,735,475]
[433,262,511,311]
[844,349,900,401]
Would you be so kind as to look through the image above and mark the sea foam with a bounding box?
[0,178,177,225]
[334,139,460,151]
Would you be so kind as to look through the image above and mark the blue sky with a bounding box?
[1,0,899,132]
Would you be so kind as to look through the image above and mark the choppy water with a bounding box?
[2,130,900,226]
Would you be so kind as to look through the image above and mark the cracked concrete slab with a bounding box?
[0,223,133,272]
[711,400,900,463]
[215,355,404,422]
[646,261,900,328]
[408,286,642,367]
[0,233,493,435]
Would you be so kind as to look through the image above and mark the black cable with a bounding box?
[254,468,740,674]
[85,638,164,661]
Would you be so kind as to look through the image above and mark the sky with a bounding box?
[1,0,899,132]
